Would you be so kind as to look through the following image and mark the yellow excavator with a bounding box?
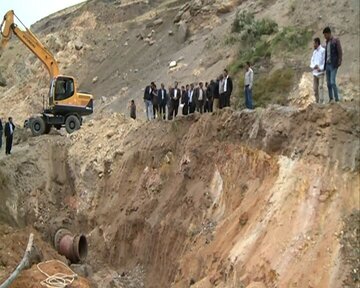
[0,10,93,135]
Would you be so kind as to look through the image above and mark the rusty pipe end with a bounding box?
[54,228,88,263]
[74,234,88,262]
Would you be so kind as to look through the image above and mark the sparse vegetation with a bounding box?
[231,11,278,44]
[234,68,295,109]
[252,68,295,107]
[228,11,311,108]
[271,26,312,51]
[229,23,311,74]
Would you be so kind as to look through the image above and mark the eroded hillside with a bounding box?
[0,0,359,122]
[1,103,359,287]
[0,0,359,287]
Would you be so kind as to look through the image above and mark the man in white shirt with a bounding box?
[223,69,233,107]
[244,62,254,109]
[310,37,325,103]
[218,74,225,109]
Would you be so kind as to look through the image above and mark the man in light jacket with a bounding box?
[310,37,325,103]
[244,62,254,109]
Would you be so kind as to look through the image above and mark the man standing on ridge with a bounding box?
[181,85,189,116]
[194,82,205,114]
[169,81,181,119]
[219,74,225,109]
[189,83,196,114]
[213,78,220,111]
[5,117,15,155]
[158,83,168,120]
[323,26,342,102]
[152,84,159,119]
[0,118,3,151]
[244,62,254,109]
[310,37,325,103]
[144,82,156,120]
[223,69,233,107]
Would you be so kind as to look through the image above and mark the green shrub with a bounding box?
[271,27,312,51]
[232,11,278,44]
[232,11,254,33]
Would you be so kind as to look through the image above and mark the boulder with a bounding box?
[190,0,203,16]
[216,3,233,14]
[176,21,189,43]
[169,61,177,68]
[153,18,164,26]
[74,40,83,51]
[0,72,7,87]
[174,3,190,23]
[174,11,184,23]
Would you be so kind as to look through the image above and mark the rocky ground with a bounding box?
[0,0,359,287]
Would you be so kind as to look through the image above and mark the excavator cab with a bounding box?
[47,76,93,117]
[54,77,74,102]
[49,76,74,106]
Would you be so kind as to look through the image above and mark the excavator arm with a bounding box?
[0,10,59,78]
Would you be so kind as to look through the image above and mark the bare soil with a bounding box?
[0,103,359,287]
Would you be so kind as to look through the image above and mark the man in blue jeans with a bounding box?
[244,62,254,109]
[144,82,156,120]
[323,27,342,102]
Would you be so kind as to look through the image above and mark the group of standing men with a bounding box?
[310,27,342,103]
[0,117,16,155]
[143,69,233,121]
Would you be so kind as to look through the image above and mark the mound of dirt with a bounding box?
[0,225,62,281]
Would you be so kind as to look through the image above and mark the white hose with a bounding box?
[37,260,78,288]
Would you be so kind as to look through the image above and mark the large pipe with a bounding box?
[54,228,88,263]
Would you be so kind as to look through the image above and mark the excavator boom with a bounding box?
[1,10,59,78]
[0,10,93,136]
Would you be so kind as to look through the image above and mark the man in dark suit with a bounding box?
[0,118,3,150]
[194,82,205,114]
[151,84,159,119]
[204,81,214,113]
[188,83,196,114]
[158,83,168,120]
[181,85,189,116]
[4,117,15,155]
[169,81,181,119]
[223,69,233,107]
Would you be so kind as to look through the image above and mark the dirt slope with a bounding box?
[0,103,359,287]
[0,0,359,122]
